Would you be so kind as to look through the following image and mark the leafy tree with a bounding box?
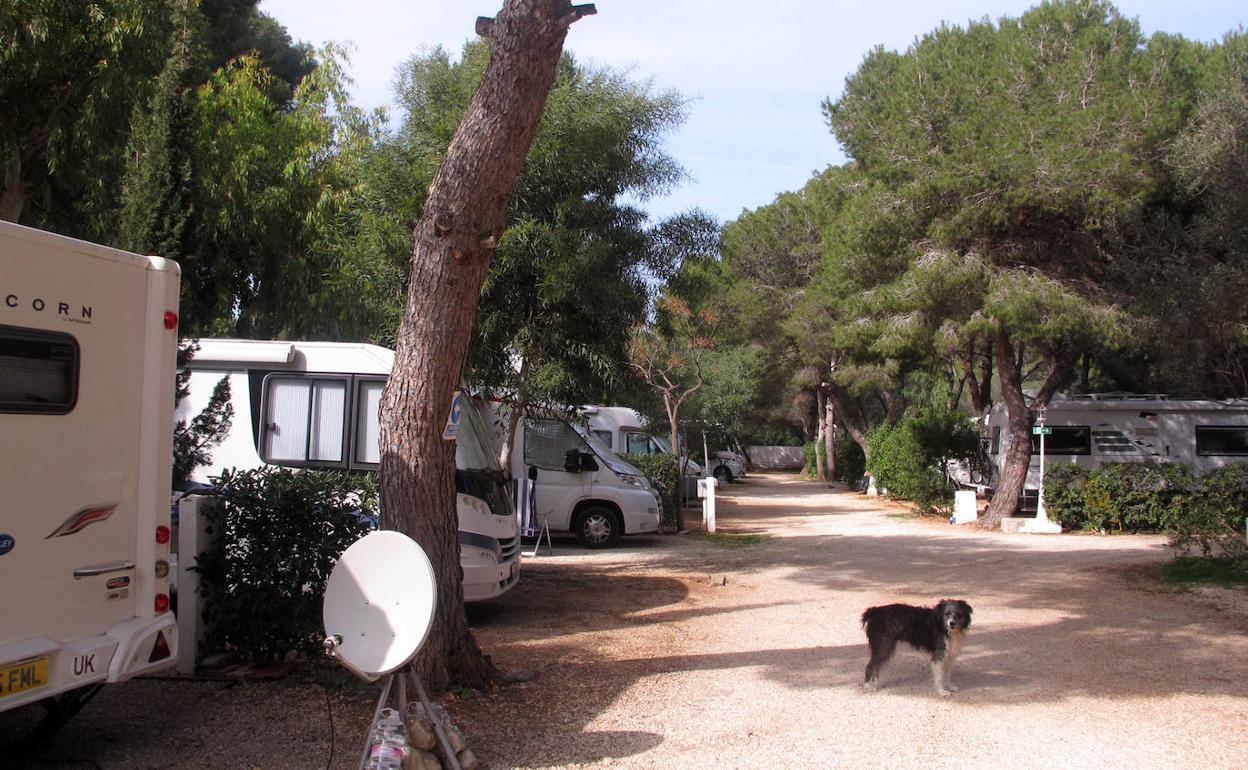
[824,0,1209,525]
[0,0,173,227]
[628,295,719,529]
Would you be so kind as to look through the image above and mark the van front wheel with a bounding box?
[575,506,622,548]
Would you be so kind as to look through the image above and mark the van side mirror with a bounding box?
[564,449,598,473]
[528,466,538,482]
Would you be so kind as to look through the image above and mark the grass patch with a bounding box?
[691,532,771,549]
[1159,556,1248,589]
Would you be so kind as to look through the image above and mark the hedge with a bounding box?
[1045,462,1248,557]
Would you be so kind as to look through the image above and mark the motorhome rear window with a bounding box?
[260,375,349,467]
[1195,426,1248,456]
[0,325,78,414]
[1030,426,1090,455]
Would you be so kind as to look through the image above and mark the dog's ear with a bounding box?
[959,600,973,626]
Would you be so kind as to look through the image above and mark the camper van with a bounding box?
[497,405,663,548]
[1,222,180,718]
[177,339,520,602]
[581,405,746,483]
[980,392,1248,502]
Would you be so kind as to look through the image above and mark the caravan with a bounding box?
[1,222,179,717]
[497,406,663,548]
[178,339,520,602]
[980,392,1248,501]
[581,405,746,483]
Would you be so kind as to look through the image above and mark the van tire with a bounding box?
[713,465,733,484]
[574,506,622,548]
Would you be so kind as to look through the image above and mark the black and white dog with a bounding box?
[861,599,973,696]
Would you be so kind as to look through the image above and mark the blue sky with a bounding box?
[262,1,1244,224]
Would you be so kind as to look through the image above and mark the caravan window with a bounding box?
[1031,426,1090,455]
[261,375,349,467]
[0,325,78,414]
[1196,426,1248,456]
[592,429,613,448]
[352,378,385,466]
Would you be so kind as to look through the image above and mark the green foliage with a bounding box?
[622,452,679,528]
[867,402,979,512]
[1046,462,1248,553]
[195,468,376,663]
[1169,464,1248,558]
[834,435,867,484]
[868,422,947,512]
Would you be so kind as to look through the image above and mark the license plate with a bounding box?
[0,656,49,699]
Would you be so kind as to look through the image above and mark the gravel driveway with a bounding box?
[5,473,1247,769]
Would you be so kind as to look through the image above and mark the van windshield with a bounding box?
[578,426,645,476]
[456,400,502,473]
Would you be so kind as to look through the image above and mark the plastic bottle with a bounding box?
[364,708,408,770]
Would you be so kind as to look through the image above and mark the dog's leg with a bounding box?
[863,637,896,690]
[943,631,962,693]
[931,656,953,697]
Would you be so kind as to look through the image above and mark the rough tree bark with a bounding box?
[978,328,1070,528]
[377,0,595,692]
[823,392,836,483]
[814,388,828,481]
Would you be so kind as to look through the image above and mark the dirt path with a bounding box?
[456,473,1248,769]
[4,473,1246,768]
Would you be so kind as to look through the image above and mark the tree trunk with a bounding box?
[814,388,827,481]
[377,0,593,692]
[497,398,525,478]
[979,329,1031,528]
[824,395,836,482]
[1,158,28,222]
[665,398,686,531]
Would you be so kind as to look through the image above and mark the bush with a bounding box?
[866,404,978,513]
[868,422,947,512]
[622,452,680,529]
[1171,464,1248,558]
[833,436,866,485]
[1045,461,1247,552]
[802,441,819,477]
[196,467,377,664]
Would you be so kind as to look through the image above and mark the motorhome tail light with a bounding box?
[154,559,169,579]
[163,311,178,330]
[149,630,171,662]
[155,593,170,614]
[155,525,170,545]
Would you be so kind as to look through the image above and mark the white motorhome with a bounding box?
[495,405,663,548]
[1,222,179,719]
[178,339,520,602]
[581,405,746,483]
[982,392,1248,502]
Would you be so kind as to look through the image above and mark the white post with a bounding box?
[700,477,717,534]
[1024,407,1061,534]
[175,495,216,673]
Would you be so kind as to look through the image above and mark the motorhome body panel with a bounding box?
[987,395,1248,489]
[179,339,519,602]
[1,221,178,712]
[501,410,662,541]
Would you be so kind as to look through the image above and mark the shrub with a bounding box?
[622,452,680,529]
[866,404,978,513]
[802,441,818,477]
[1045,461,1248,552]
[868,421,948,512]
[1172,464,1248,558]
[833,436,866,485]
[195,467,377,664]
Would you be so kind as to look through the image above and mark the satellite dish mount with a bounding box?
[321,530,462,770]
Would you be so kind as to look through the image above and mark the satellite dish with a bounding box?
[322,530,437,681]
